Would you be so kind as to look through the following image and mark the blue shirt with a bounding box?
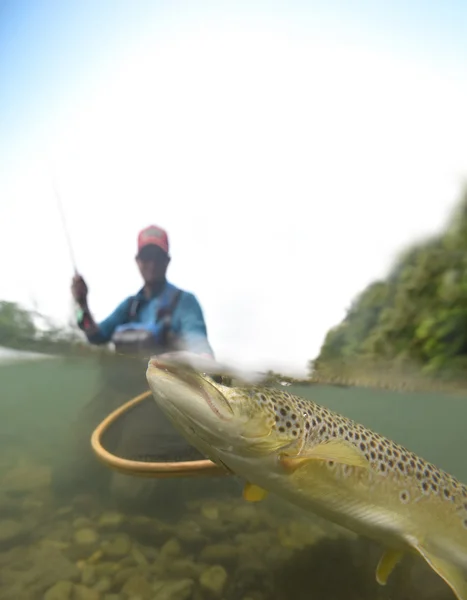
[86,281,213,356]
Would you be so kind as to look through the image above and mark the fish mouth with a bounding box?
[147,356,234,422]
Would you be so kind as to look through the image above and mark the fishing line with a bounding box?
[52,177,78,274]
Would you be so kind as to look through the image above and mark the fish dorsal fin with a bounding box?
[243,482,269,502]
[413,542,467,600]
[280,439,369,473]
[376,549,404,585]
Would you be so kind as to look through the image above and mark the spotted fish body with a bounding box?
[146,359,467,599]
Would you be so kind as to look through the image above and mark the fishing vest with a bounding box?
[111,285,182,356]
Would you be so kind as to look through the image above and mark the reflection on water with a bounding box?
[0,356,461,599]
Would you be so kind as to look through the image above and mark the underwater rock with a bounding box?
[0,546,80,598]
[173,519,208,545]
[101,534,131,558]
[121,574,153,598]
[200,503,220,521]
[159,537,182,559]
[152,578,194,600]
[130,544,149,566]
[92,577,112,593]
[199,565,228,597]
[73,528,99,546]
[97,511,125,530]
[164,557,205,579]
[80,565,96,587]
[124,515,174,546]
[277,520,327,550]
[43,580,74,600]
[72,583,100,600]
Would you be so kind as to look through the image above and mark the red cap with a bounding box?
[137,225,169,255]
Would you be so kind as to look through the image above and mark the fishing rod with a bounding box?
[52,178,78,275]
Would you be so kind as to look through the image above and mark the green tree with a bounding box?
[311,186,467,384]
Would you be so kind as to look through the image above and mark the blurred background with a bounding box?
[2,0,467,376]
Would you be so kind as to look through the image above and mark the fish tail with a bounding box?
[414,541,467,600]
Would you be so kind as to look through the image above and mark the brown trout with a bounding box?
[146,356,467,599]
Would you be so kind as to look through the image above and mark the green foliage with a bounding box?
[0,301,37,344]
[312,187,467,384]
[0,300,85,355]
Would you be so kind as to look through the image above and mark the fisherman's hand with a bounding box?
[71,274,88,306]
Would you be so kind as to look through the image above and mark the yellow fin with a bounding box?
[376,549,404,585]
[241,414,272,439]
[243,482,268,502]
[280,439,369,473]
[414,543,467,600]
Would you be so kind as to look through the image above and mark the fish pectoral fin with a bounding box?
[241,414,272,439]
[376,549,404,585]
[414,542,467,600]
[243,482,269,502]
[280,439,369,473]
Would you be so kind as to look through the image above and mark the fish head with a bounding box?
[146,357,303,460]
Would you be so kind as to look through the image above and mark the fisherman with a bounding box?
[71,224,213,358]
[52,225,217,509]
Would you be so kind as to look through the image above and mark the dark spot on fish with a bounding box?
[338,426,344,435]
[279,426,285,433]
[292,430,297,436]
[370,440,376,448]
[388,460,394,468]
[422,482,429,493]
[431,483,438,492]
[286,421,291,428]
[378,453,383,461]
[397,462,404,472]
[280,408,287,416]
[361,433,367,441]
[380,464,386,473]
[409,459,416,469]
[291,414,297,420]
[359,442,365,452]
[305,422,310,430]
[370,451,376,460]
[354,433,360,441]
[443,489,450,499]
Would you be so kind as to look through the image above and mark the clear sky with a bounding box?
[1,0,467,375]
